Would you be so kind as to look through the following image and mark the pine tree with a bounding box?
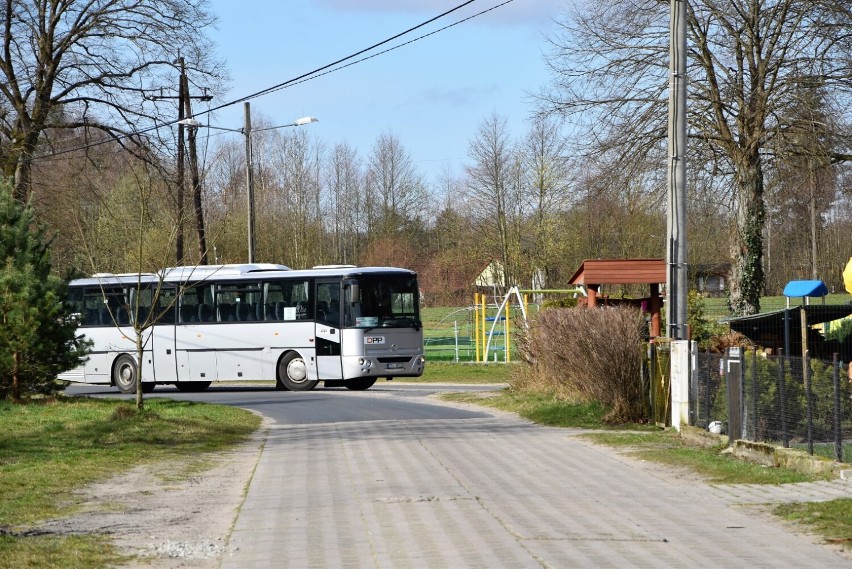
[0,183,89,400]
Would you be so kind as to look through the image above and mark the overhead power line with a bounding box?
[28,0,515,164]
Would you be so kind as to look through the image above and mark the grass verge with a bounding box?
[0,397,261,568]
[440,389,656,430]
[775,499,852,547]
[581,430,824,484]
[417,361,512,384]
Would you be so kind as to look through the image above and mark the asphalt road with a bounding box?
[63,382,496,425]
[63,381,852,568]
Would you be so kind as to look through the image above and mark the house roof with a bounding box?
[567,259,666,286]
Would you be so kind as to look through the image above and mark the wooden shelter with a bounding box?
[567,259,666,337]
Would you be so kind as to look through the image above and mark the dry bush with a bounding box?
[707,330,756,353]
[514,306,646,423]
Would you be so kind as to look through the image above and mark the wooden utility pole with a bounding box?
[182,73,208,265]
[152,57,213,265]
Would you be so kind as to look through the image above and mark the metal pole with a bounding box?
[453,320,459,363]
[833,353,842,463]
[778,350,788,448]
[804,352,814,456]
[726,347,743,445]
[244,102,256,264]
[751,349,758,439]
[666,0,688,339]
[176,57,186,264]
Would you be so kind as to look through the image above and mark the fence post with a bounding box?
[778,350,788,448]
[704,351,711,429]
[453,320,459,363]
[751,349,758,439]
[474,293,480,362]
[725,347,743,445]
[805,351,814,456]
[833,353,842,463]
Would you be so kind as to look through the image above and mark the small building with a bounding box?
[568,258,666,337]
[693,263,729,296]
[474,260,506,289]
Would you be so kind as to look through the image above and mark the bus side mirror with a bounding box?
[349,283,360,305]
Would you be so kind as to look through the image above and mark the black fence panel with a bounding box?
[691,351,851,463]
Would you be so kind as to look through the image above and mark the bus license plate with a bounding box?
[386,363,405,370]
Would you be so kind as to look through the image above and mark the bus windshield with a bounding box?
[346,275,420,329]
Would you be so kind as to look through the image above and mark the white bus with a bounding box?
[60,264,425,393]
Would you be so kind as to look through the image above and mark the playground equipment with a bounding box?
[474,286,585,363]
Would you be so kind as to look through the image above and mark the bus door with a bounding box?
[174,283,219,382]
[315,280,343,380]
[148,285,178,383]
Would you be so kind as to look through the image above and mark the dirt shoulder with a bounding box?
[38,418,269,569]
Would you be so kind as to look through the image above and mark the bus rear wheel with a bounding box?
[113,355,154,394]
[345,378,376,391]
[277,352,318,392]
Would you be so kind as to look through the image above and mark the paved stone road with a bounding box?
[221,412,852,568]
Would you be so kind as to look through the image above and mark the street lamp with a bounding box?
[179,103,318,263]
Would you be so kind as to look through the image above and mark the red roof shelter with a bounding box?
[567,259,666,337]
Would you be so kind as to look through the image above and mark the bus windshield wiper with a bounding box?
[392,316,421,331]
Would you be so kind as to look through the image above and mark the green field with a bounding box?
[421,293,852,361]
[701,293,851,319]
[421,305,532,362]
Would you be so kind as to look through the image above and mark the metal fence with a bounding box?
[690,350,852,463]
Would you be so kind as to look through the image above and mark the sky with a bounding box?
[202,0,565,186]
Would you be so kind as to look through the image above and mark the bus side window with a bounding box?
[316,282,340,326]
[219,303,235,322]
[115,305,129,325]
[84,308,98,326]
[179,301,198,323]
[157,289,176,324]
[198,303,214,322]
[296,301,308,320]
[236,302,254,321]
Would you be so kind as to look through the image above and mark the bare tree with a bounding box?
[0,0,223,203]
[520,117,573,286]
[541,0,852,315]
[465,112,523,290]
[365,131,427,240]
[325,142,365,264]
[266,130,324,267]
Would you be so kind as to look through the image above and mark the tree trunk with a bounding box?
[809,165,818,280]
[12,350,21,401]
[136,334,144,410]
[728,155,765,316]
[12,132,40,203]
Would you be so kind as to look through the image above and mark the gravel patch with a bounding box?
[37,419,268,569]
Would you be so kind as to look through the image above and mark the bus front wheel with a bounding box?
[277,352,318,392]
